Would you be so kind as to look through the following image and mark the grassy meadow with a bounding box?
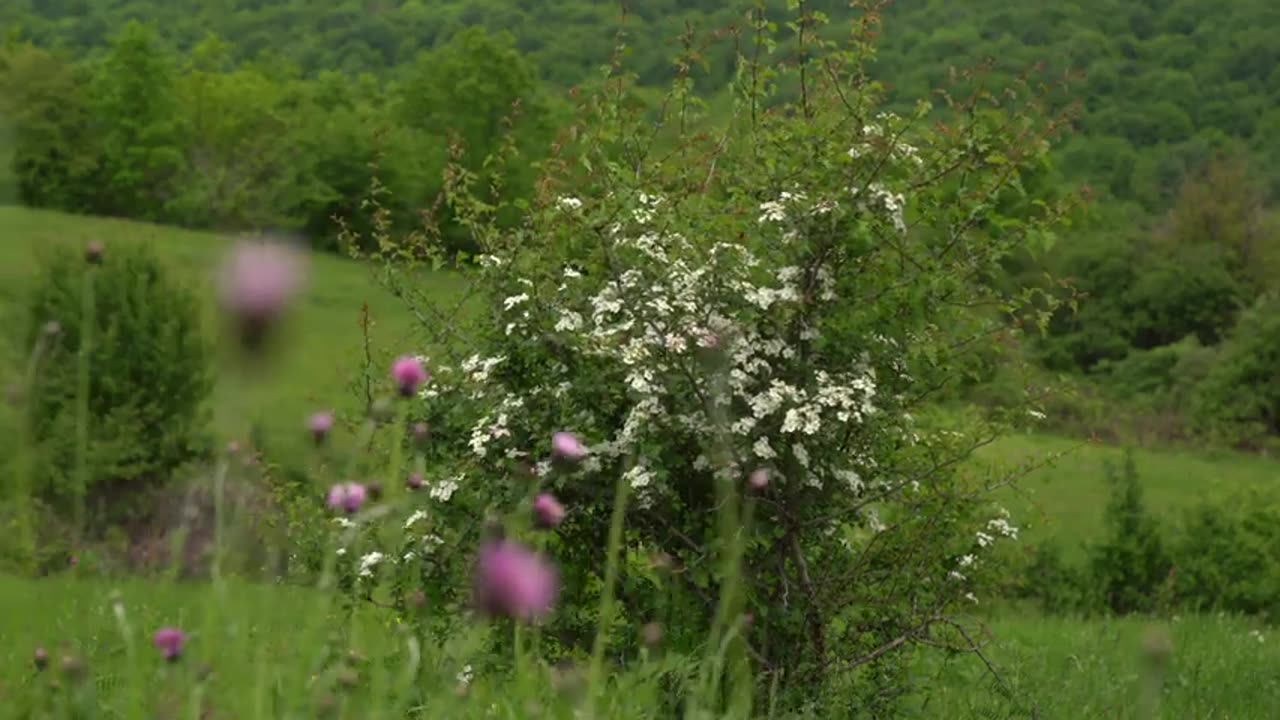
[0,206,467,465]
[5,206,1280,716]
[5,571,1279,717]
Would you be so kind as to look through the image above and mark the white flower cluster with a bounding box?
[358,551,384,579]
[429,475,461,503]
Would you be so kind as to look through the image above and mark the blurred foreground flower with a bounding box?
[551,432,587,464]
[473,540,558,623]
[154,628,186,662]
[392,356,429,397]
[218,239,305,352]
[308,411,335,444]
[533,493,566,529]
[33,646,48,671]
[326,483,368,514]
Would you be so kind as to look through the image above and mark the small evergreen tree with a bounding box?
[1089,450,1171,614]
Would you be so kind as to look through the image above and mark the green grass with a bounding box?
[974,433,1280,550]
[5,573,1277,718]
[905,612,1280,718]
[0,205,465,466]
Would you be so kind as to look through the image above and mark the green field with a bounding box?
[0,205,465,465]
[4,573,1278,718]
[976,434,1280,550]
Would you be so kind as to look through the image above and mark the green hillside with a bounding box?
[0,206,458,464]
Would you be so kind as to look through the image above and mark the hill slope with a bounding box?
[0,206,458,464]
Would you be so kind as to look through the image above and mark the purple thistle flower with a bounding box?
[153,628,186,662]
[532,493,566,529]
[391,356,428,397]
[218,240,304,351]
[472,540,559,623]
[406,472,424,491]
[747,468,770,491]
[34,647,48,671]
[551,432,588,464]
[326,483,368,514]
[308,411,334,445]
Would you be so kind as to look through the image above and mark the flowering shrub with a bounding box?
[334,8,1073,709]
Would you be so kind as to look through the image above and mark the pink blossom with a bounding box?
[533,493,566,529]
[218,240,304,349]
[326,482,368,514]
[308,411,334,444]
[473,540,558,623]
[392,356,429,397]
[406,472,424,491]
[747,468,770,490]
[153,627,186,661]
[551,432,588,463]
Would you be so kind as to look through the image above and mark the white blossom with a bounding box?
[430,476,461,502]
[358,551,384,578]
[403,510,429,530]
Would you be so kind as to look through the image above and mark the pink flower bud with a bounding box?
[153,627,186,661]
[472,540,559,623]
[551,432,588,463]
[308,411,334,444]
[392,356,429,397]
[326,483,368,514]
[218,240,304,351]
[533,493,566,529]
[406,472,424,491]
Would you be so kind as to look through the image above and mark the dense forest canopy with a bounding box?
[3,0,1278,209]
[1,0,1280,446]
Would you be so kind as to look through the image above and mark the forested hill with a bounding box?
[4,0,1278,207]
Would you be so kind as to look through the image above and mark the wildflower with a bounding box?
[472,540,559,623]
[392,356,429,397]
[533,493,566,529]
[217,240,304,351]
[308,411,334,445]
[153,627,186,662]
[747,468,770,491]
[84,240,104,265]
[551,432,588,464]
[34,647,48,671]
[357,552,384,578]
[406,472,424,491]
[326,483,368,514]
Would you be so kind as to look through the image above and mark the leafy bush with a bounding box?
[344,9,1068,711]
[1192,295,1280,447]
[23,242,213,529]
[1172,494,1280,619]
